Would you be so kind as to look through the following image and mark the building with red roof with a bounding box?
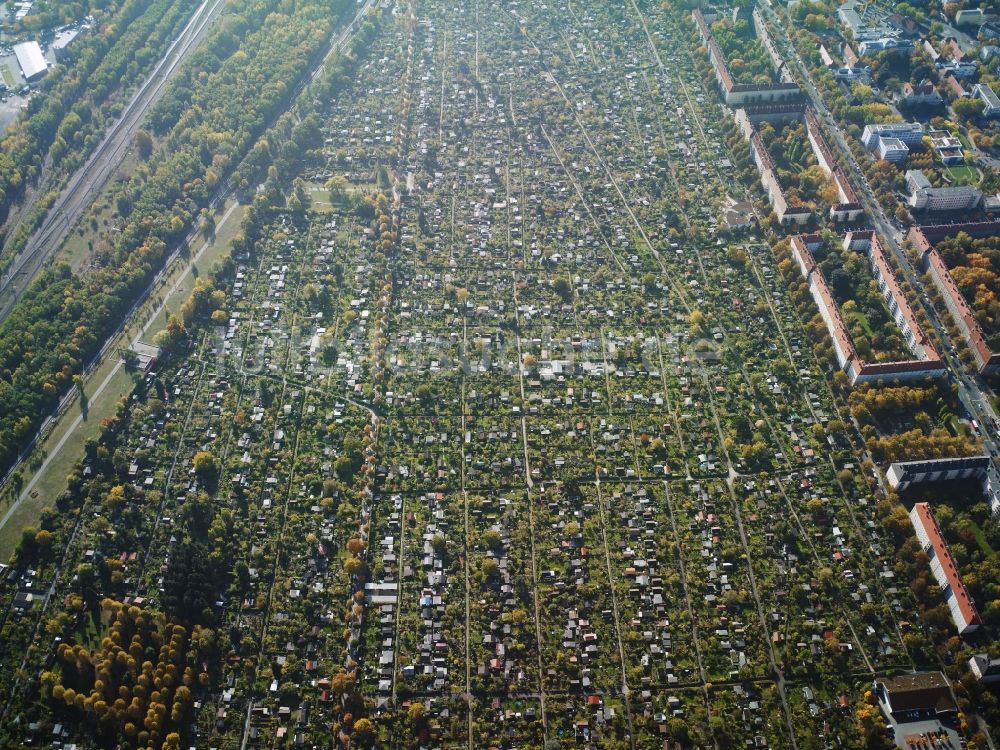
[789,233,946,385]
[909,502,982,634]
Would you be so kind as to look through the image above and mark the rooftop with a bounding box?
[877,671,957,714]
[911,502,981,618]
[905,170,932,190]
[974,83,1000,108]
[13,41,47,80]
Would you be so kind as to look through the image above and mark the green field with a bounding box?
[845,308,874,338]
[944,163,977,185]
[967,518,997,560]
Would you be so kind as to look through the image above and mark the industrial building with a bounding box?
[13,41,47,82]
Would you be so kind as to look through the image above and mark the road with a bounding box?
[0,0,228,322]
[759,4,1000,459]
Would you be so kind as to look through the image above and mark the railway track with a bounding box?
[0,0,228,321]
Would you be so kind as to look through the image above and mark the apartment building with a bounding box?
[909,502,982,634]
[909,223,1000,374]
[887,455,992,489]
[790,233,945,384]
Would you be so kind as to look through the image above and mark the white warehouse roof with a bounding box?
[13,41,48,80]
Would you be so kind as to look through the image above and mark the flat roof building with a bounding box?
[838,1,863,35]
[928,130,964,164]
[52,27,86,61]
[969,654,1000,683]
[955,8,985,26]
[862,122,924,147]
[973,83,1000,117]
[876,671,962,750]
[13,41,47,82]
[876,672,957,721]
[860,37,914,55]
[906,170,982,211]
[887,454,991,490]
[877,136,909,164]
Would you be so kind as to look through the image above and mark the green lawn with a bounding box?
[306,179,377,212]
[0,64,14,87]
[845,308,873,338]
[80,610,102,649]
[143,200,244,335]
[944,163,977,185]
[0,365,135,560]
[966,518,997,560]
[305,182,334,212]
[59,154,138,273]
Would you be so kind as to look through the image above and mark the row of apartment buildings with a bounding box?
[734,104,864,225]
[693,8,802,107]
[790,232,946,384]
[909,223,1000,375]
[699,6,867,228]
[885,456,999,638]
[735,108,810,226]
[803,108,865,222]
[752,7,796,85]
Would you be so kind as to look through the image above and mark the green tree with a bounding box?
[953,97,985,119]
[134,129,153,160]
[192,451,220,486]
